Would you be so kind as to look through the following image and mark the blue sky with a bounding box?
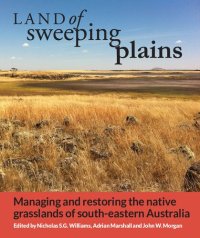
[0,0,200,70]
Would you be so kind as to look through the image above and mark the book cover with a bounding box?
[0,0,199,237]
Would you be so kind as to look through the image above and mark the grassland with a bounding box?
[0,70,200,98]
[0,70,199,192]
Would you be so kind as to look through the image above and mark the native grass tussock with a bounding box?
[0,95,199,192]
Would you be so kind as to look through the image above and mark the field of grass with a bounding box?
[0,70,200,98]
[0,71,199,192]
[0,94,200,192]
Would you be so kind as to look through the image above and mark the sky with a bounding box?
[0,0,200,70]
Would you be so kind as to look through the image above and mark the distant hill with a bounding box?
[152,68,166,71]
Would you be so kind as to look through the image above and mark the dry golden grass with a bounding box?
[0,94,199,192]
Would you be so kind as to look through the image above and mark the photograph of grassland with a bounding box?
[0,70,200,192]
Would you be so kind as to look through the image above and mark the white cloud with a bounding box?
[175,40,182,44]
[10,56,23,60]
[22,43,30,48]
[82,49,88,54]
